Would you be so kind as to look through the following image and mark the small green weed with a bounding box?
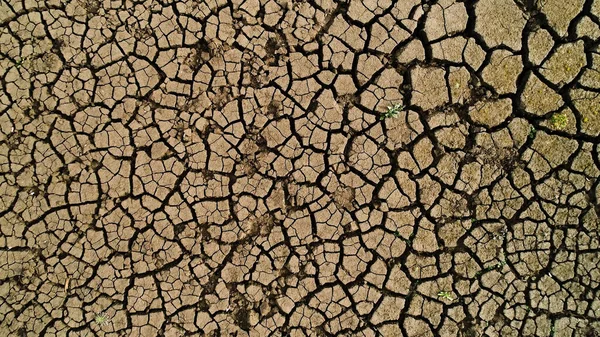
[475,260,507,277]
[380,103,403,120]
[94,312,110,326]
[528,125,536,139]
[12,56,30,69]
[437,291,454,301]
[550,113,568,130]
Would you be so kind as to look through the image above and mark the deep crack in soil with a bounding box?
[1,0,600,336]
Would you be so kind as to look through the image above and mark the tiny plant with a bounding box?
[13,56,30,70]
[437,291,454,301]
[495,260,507,269]
[94,312,110,326]
[528,125,536,139]
[380,103,403,120]
[550,113,568,130]
[479,260,507,275]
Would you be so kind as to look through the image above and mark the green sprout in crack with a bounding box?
[13,56,28,69]
[437,291,454,301]
[380,103,403,120]
[476,260,507,276]
[495,259,507,269]
[550,113,568,130]
[528,125,537,139]
[94,312,110,326]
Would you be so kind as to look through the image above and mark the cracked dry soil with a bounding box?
[1,0,600,336]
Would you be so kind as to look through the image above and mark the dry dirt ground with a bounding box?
[1,0,600,336]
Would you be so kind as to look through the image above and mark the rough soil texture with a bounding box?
[1,0,600,336]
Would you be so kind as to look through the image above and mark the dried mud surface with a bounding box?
[1,0,600,336]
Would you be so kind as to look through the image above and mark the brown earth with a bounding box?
[1,0,600,336]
